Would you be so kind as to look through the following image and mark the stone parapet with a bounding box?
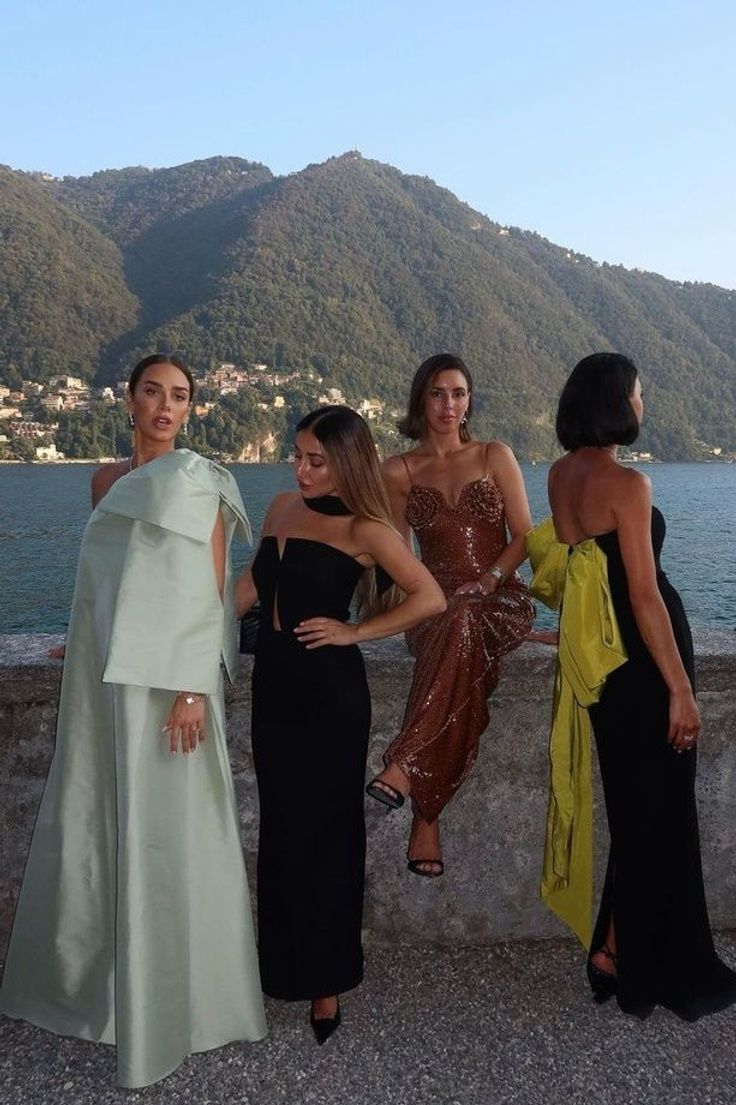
[1,631,735,958]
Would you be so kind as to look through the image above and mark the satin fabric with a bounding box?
[0,450,266,1087]
[526,517,627,947]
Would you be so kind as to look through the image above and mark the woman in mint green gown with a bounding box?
[0,356,266,1087]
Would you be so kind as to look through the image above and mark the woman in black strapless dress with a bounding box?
[550,353,736,1021]
[236,406,445,1043]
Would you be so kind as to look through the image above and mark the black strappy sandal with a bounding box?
[365,778,406,810]
[587,943,618,1003]
[407,857,445,879]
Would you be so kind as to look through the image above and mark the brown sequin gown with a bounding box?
[385,475,534,822]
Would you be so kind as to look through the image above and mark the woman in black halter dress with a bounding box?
[251,531,370,1004]
[236,406,445,1042]
[550,353,736,1022]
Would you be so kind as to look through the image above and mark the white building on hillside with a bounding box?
[357,398,383,421]
[35,443,65,461]
[50,375,85,390]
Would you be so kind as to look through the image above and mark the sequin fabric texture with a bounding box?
[385,477,534,822]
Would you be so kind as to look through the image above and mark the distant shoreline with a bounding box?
[1,457,734,467]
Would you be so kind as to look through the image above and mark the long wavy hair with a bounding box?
[296,405,402,617]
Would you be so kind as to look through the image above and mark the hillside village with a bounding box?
[1,363,732,464]
[0,362,396,463]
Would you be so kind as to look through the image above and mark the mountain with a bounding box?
[1,153,735,458]
[52,156,273,247]
[0,167,137,383]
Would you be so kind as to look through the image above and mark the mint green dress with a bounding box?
[0,450,266,1087]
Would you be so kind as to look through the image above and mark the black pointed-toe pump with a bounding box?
[310,999,342,1045]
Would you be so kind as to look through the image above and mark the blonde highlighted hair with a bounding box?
[296,405,402,617]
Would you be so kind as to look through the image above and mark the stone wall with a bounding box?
[1,631,735,960]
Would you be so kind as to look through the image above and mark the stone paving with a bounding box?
[2,934,735,1105]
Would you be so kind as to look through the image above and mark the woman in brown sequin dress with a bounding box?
[367,354,535,875]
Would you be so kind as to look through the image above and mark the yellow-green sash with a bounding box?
[526,517,627,947]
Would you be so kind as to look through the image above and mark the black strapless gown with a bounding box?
[250,537,370,1000]
[589,507,736,1020]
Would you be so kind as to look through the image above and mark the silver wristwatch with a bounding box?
[488,566,504,584]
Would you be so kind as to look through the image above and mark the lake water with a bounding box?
[1,462,734,634]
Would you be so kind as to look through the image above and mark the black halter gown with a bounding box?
[250,501,371,1001]
[588,507,736,1020]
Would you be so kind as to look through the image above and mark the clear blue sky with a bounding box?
[3,0,734,287]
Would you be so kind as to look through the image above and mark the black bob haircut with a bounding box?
[128,354,195,401]
[556,353,640,450]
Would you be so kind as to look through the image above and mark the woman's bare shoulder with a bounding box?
[483,437,514,457]
[259,490,300,537]
[382,452,413,486]
[268,490,300,515]
[352,513,400,548]
[483,439,519,466]
[611,465,651,507]
[91,460,128,506]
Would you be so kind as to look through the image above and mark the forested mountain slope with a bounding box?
[2,153,734,457]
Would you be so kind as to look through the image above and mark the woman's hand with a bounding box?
[162,692,207,755]
[668,687,701,752]
[293,618,359,650]
[453,572,500,598]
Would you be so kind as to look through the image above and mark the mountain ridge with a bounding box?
[1,152,735,459]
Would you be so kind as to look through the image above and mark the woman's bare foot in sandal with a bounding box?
[366,762,411,809]
[407,815,443,878]
[590,922,617,977]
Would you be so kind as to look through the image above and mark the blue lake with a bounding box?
[0,461,734,634]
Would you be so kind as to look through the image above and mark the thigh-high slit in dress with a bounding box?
[588,508,736,1020]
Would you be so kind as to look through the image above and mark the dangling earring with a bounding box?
[183,420,189,434]
[128,412,135,428]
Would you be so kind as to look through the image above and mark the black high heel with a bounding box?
[587,945,618,1003]
[365,778,405,810]
[407,857,444,878]
[310,998,341,1045]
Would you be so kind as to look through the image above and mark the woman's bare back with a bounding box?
[549,450,647,546]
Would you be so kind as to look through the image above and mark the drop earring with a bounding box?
[128,413,135,428]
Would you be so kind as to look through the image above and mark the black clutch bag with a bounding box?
[239,605,261,655]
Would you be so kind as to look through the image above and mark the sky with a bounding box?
[2,0,735,287]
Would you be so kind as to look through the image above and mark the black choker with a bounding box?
[302,494,352,516]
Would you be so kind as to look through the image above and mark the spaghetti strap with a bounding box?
[399,454,414,486]
[484,442,493,479]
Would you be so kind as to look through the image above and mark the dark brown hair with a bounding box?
[398,353,474,442]
[128,354,195,401]
[556,353,640,450]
